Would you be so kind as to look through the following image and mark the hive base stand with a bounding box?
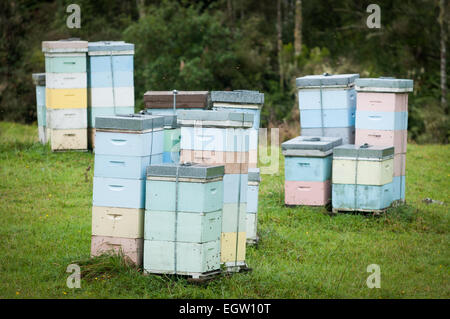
[246,236,260,247]
[222,262,252,274]
[143,269,222,283]
[331,207,390,216]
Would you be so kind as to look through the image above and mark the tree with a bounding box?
[294,0,302,58]
[438,0,447,113]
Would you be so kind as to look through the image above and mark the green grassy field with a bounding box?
[0,121,449,299]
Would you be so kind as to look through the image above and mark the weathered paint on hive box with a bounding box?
[222,203,246,233]
[332,183,393,210]
[93,177,145,209]
[301,127,355,144]
[48,128,87,151]
[298,88,356,109]
[180,150,249,174]
[144,210,221,243]
[92,206,144,238]
[284,156,332,182]
[94,130,164,157]
[284,180,331,206]
[356,92,408,112]
[300,108,356,128]
[220,232,246,263]
[89,87,134,107]
[393,175,406,201]
[47,108,87,129]
[356,111,408,131]
[143,240,220,274]
[246,213,257,241]
[46,72,87,89]
[46,88,87,109]
[332,158,393,185]
[223,174,248,203]
[45,55,87,73]
[145,179,223,213]
[91,235,143,266]
[394,153,406,176]
[94,154,162,179]
[355,129,407,154]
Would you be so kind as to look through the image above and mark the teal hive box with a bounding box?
[143,239,220,274]
[332,183,394,211]
[222,203,246,233]
[146,163,225,213]
[44,54,87,73]
[144,210,221,242]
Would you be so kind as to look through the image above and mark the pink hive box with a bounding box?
[394,153,406,176]
[355,129,407,154]
[91,235,143,266]
[357,92,408,112]
[285,180,331,206]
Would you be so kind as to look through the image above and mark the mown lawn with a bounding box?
[0,121,448,299]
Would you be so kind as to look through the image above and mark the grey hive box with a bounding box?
[147,163,225,180]
[355,77,414,92]
[95,114,165,131]
[42,39,88,53]
[141,110,178,129]
[282,136,342,157]
[296,73,360,88]
[211,90,264,105]
[177,110,254,128]
[88,41,134,53]
[333,143,394,160]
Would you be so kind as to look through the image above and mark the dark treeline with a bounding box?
[0,0,448,143]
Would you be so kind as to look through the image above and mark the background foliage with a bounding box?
[0,0,448,143]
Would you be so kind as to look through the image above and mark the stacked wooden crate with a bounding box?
[87,41,135,149]
[143,91,210,115]
[282,136,342,206]
[32,73,47,144]
[178,110,253,272]
[91,114,164,266]
[296,74,359,144]
[144,163,224,278]
[42,40,88,151]
[211,90,264,168]
[246,168,260,244]
[332,144,395,213]
[355,78,413,203]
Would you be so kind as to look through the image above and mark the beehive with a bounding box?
[282,136,342,206]
[144,163,224,275]
[178,110,253,271]
[42,40,89,151]
[32,73,47,144]
[296,74,359,144]
[355,77,413,203]
[246,168,260,244]
[91,114,164,266]
[143,91,210,110]
[87,41,135,149]
[332,144,395,212]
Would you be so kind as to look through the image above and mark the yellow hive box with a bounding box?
[220,232,246,263]
[92,206,144,239]
[49,128,87,151]
[332,158,393,185]
[46,88,87,109]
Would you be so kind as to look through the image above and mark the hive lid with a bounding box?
[177,110,254,128]
[147,163,225,179]
[140,110,178,128]
[333,143,394,159]
[211,90,264,105]
[248,168,261,182]
[282,136,342,152]
[355,77,414,92]
[42,39,88,52]
[88,41,134,52]
[144,91,210,109]
[296,73,360,88]
[32,73,46,86]
[95,113,165,131]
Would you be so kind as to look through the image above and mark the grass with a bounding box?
[0,121,449,299]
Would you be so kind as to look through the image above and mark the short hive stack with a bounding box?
[87,41,135,149]
[42,40,88,151]
[355,78,413,203]
[282,136,342,206]
[332,144,395,213]
[178,110,253,272]
[32,73,47,144]
[91,114,164,266]
[144,163,224,277]
[296,74,359,144]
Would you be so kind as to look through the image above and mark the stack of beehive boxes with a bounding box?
[332,144,394,213]
[355,78,413,203]
[144,163,224,276]
[296,74,359,144]
[282,136,342,206]
[32,73,47,144]
[42,40,88,151]
[87,41,135,149]
[178,110,253,272]
[91,114,164,266]
[211,90,264,168]
[246,168,260,244]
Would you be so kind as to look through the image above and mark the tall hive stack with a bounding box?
[282,136,342,206]
[87,41,135,149]
[355,78,413,203]
[246,168,260,244]
[144,163,224,277]
[178,110,253,272]
[32,73,47,144]
[296,74,359,144]
[91,114,164,266]
[211,90,264,168]
[332,144,394,213]
[42,40,88,151]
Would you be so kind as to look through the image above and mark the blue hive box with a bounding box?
[93,177,146,208]
[300,108,356,128]
[332,183,394,211]
[393,175,406,202]
[356,111,408,131]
